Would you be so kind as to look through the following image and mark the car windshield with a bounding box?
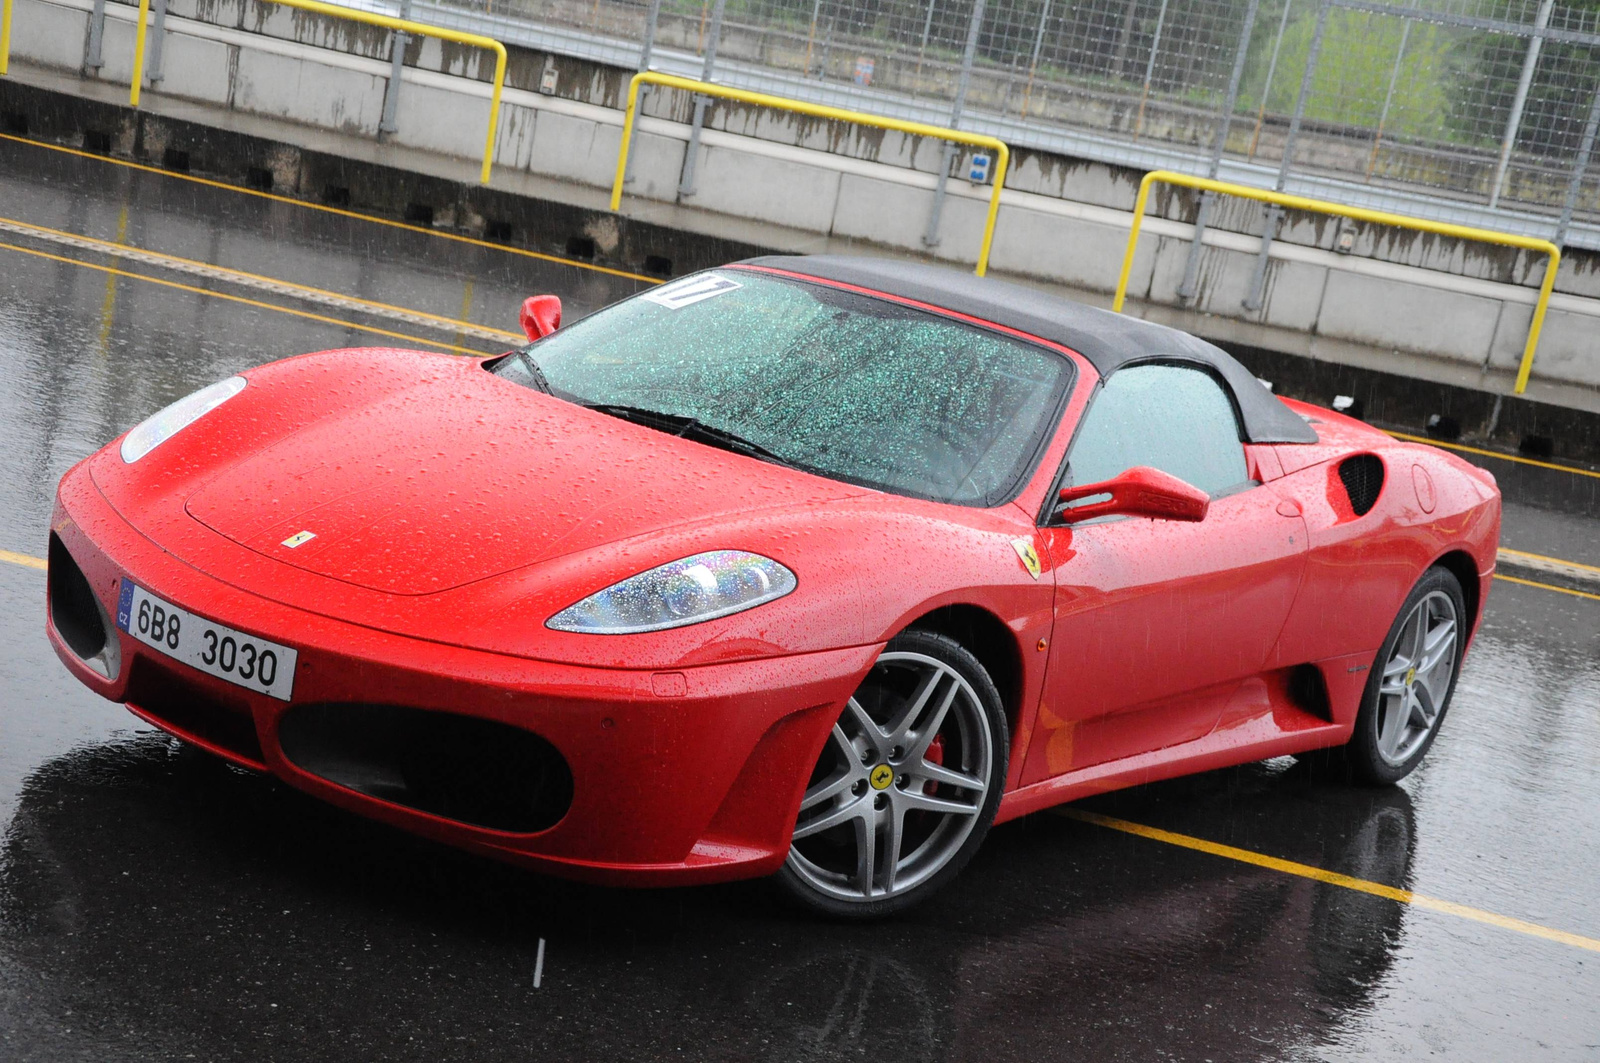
[493,270,1074,506]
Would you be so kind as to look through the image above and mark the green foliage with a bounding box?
[1242,7,1457,139]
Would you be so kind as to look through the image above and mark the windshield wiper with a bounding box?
[510,347,552,394]
[584,404,800,469]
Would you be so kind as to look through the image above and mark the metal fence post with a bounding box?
[1247,0,1293,159]
[379,0,413,137]
[1175,0,1259,302]
[146,0,167,85]
[924,0,987,249]
[1489,0,1554,210]
[804,0,824,77]
[1020,0,1053,118]
[677,0,726,199]
[616,0,662,192]
[1133,0,1171,138]
[84,0,107,74]
[912,0,937,93]
[1242,0,1326,311]
[638,0,661,71]
[1555,81,1600,248]
[1365,0,1414,178]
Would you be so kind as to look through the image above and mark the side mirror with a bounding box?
[520,295,562,341]
[1056,465,1209,524]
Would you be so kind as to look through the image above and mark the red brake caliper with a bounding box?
[924,734,945,794]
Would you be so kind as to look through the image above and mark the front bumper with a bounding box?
[47,463,877,886]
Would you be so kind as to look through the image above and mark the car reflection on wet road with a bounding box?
[2,135,1599,1061]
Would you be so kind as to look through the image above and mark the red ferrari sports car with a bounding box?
[47,255,1500,915]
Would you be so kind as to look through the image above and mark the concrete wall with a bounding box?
[8,0,1600,393]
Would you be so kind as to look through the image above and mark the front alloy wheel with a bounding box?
[777,630,1008,917]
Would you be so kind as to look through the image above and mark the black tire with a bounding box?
[775,629,1009,918]
[1343,566,1467,786]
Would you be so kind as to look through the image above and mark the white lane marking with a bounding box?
[533,938,546,989]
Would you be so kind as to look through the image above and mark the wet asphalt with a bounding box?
[2,138,1599,1062]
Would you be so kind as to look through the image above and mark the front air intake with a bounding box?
[48,533,120,678]
[1337,454,1384,516]
[278,705,574,834]
[48,534,106,660]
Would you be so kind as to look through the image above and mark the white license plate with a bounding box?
[116,579,297,701]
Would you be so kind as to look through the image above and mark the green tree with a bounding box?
[1242,7,1455,139]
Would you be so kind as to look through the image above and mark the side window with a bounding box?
[1064,364,1249,497]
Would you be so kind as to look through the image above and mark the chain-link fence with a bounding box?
[406,0,1600,246]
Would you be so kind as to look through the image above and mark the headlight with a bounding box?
[120,376,247,463]
[547,550,796,634]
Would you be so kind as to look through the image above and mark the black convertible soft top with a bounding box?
[738,255,1318,445]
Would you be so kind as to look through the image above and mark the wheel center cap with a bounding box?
[1405,665,1417,688]
[869,763,894,791]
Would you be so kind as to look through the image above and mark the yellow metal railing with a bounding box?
[129,0,507,185]
[610,72,1011,277]
[1114,170,1561,394]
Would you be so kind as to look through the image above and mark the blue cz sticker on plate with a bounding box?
[117,579,135,631]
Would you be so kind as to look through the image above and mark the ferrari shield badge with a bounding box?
[281,530,316,549]
[1010,537,1042,580]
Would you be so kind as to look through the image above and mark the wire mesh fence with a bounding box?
[410,0,1600,243]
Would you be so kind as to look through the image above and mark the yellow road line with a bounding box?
[0,215,525,343]
[1494,573,1600,602]
[0,132,662,285]
[0,549,46,570]
[0,240,495,356]
[1499,546,1600,581]
[1387,430,1600,481]
[1060,808,1600,954]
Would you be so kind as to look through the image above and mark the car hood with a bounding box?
[175,353,865,595]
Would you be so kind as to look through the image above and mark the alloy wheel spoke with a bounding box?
[897,789,980,817]
[1421,616,1456,662]
[1405,605,1429,664]
[1380,696,1409,755]
[827,722,859,762]
[842,696,884,743]
[913,758,987,796]
[800,768,855,812]
[905,683,960,761]
[794,793,868,840]
[1383,646,1414,681]
[1412,682,1439,727]
[853,807,877,897]
[880,804,906,894]
[1415,657,1452,708]
[884,665,945,741]
[1419,618,1457,678]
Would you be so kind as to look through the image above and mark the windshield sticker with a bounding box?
[642,274,742,310]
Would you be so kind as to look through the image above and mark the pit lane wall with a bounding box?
[7,0,1600,398]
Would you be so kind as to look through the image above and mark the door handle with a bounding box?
[1276,498,1303,517]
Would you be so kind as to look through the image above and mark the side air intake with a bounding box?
[1338,455,1384,516]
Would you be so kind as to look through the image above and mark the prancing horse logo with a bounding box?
[1010,537,1042,580]
[869,764,895,790]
